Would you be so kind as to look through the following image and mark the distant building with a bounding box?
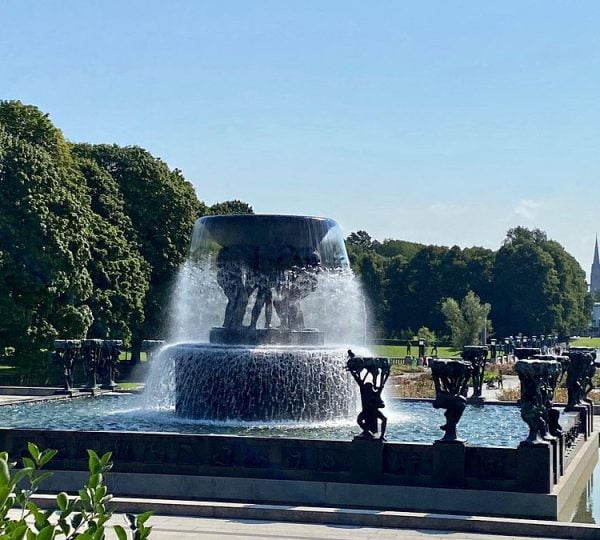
[593,303,600,326]
[591,236,600,295]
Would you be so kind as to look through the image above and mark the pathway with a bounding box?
[103,514,566,540]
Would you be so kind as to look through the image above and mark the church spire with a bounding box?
[591,235,600,294]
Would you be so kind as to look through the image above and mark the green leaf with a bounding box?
[11,524,28,540]
[22,458,35,470]
[38,449,57,467]
[136,511,153,526]
[56,492,68,511]
[0,459,10,487]
[36,525,55,540]
[100,452,112,467]
[88,453,101,475]
[27,443,40,463]
[113,525,127,540]
[87,473,100,489]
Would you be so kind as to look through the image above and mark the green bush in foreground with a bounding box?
[0,443,151,539]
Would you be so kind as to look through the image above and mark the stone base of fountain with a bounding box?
[171,343,355,421]
[209,327,324,346]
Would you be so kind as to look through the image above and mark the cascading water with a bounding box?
[144,214,368,421]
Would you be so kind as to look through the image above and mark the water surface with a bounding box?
[0,395,526,446]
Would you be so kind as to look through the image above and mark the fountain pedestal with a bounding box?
[172,343,356,421]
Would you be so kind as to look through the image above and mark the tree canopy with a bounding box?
[348,227,591,340]
[0,100,255,374]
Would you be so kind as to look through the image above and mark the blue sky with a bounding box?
[2,1,599,277]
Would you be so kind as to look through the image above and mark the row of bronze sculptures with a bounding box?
[346,346,597,445]
[52,339,122,392]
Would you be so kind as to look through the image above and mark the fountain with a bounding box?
[153,214,365,421]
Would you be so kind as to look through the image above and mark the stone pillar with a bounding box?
[433,440,466,488]
[517,442,553,493]
[350,439,383,484]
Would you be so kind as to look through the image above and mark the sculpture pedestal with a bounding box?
[517,441,552,493]
[209,327,324,346]
[565,404,590,439]
[433,440,466,488]
[351,438,383,484]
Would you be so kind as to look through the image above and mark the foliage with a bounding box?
[75,157,150,342]
[391,373,435,398]
[416,326,436,344]
[0,103,94,375]
[390,363,425,376]
[490,227,591,336]
[0,442,152,539]
[441,291,491,348]
[349,226,590,340]
[72,144,202,351]
[0,102,261,375]
[208,200,254,215]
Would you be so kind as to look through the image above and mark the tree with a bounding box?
[490,227,590,336]
[209,200,254,215]
[441,291,491,348]
[0,103,94,373]
[73,144,202,356]
[76,157,150,342]
[416,326,437,345]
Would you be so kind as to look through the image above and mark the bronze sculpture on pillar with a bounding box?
[532,354,565,437]
[99,340,122,390]
[565,348,596,410]
[346,351,390,440]
[515,358,561,445]
[81,339,103,391]
[461,345,488,403]
[52,340,81,392]
[431,359,472,442]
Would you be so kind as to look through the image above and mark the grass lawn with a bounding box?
[372,344,461,358]
[117,382,144,391]
[570,337,600,348]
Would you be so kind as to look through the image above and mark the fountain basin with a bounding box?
[170,343,356,421]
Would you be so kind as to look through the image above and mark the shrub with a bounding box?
[0,442,152,539]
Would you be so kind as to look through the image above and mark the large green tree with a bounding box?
[76,157,150,342]
[73,144,202,354]
[490,227,591,336]
[0,102,94,372]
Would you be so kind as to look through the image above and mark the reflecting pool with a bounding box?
[0,395,527,447]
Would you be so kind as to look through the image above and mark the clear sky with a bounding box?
[2,1,599,278]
